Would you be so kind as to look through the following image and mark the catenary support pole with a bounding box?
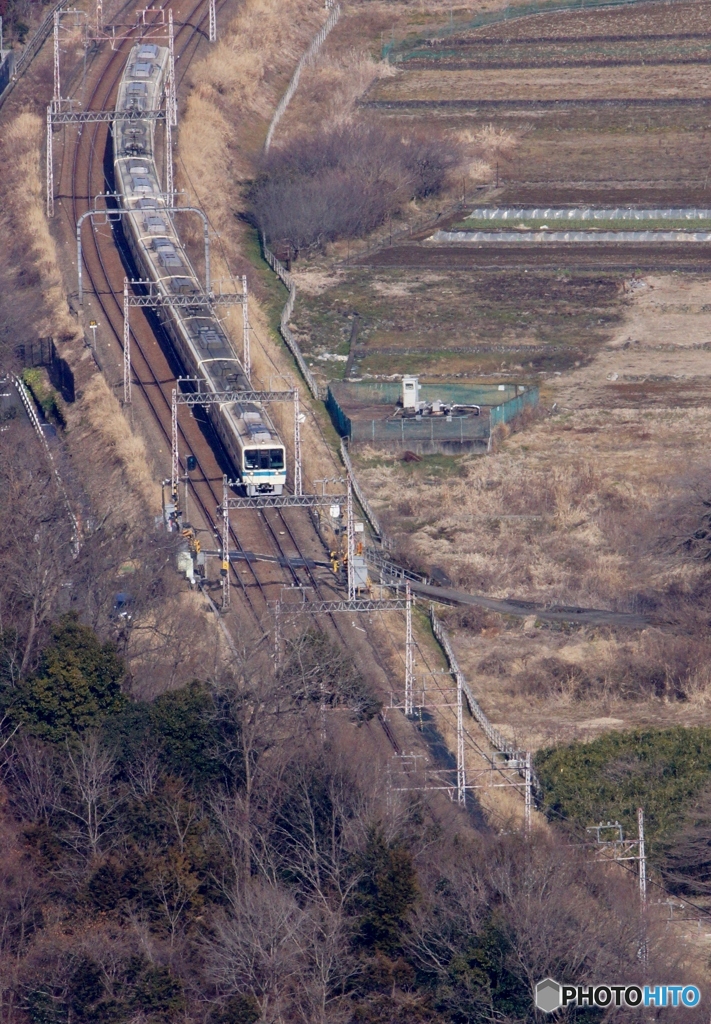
[638,806,647,904]
[171,389,179,503]
[165,81,174,202]
[457,674,465,805]
[405,581,414,716]
[242,274,250,380]
[77,206,211,304]
[123,278,132,404]
[53,11,60,106]
[168,10,177,127]
[208,0,216,42]
[347,475,355,601]
[46,106,54,218]
[222,475,230,609]
[525,752,532,835]
[293,387,302,497]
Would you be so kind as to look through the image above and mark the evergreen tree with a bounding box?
[13,614,126,741]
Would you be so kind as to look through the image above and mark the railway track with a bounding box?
[58,0,331,627]
[54,0,467,776]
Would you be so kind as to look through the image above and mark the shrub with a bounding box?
[535,726,711,860]
[249,120,462,250]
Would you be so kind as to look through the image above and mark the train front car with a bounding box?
[230,403,286,496]
[113,46,286,497]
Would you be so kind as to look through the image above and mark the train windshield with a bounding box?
[244,448,285,471]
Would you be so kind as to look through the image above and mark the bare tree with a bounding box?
[204,882,306,1023]
[2,734,61,824]
[0,438,71,675]
[151,854,201,949]
[61,733,120,858]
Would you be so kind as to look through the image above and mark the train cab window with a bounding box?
[244,448,284,470]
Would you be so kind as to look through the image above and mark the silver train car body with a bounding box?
[113,44,286,495]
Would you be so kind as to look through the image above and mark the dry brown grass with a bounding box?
[350,268,711,747]
[65,375,160,521]
[177,0,346,486]
[0,112,80,345]
[371,64,711,102]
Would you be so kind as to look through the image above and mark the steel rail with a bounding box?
[66,0,273,623]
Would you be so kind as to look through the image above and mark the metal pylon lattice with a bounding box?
[208,0,216,42]
[293,387,302,498]
[221,475,230,609]
[346,475,355,601]
[242,275,250,381]
[168,10,177,127]
[171,389,180,502]
[524,751,532,833]
[587,810,647,906]
[123,277,132,404]
[405,581,414,716]
[165,79,174,202]
[53,10,61,107]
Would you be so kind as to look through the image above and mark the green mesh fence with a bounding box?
[327,382,538,446]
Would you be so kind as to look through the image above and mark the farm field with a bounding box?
[280,0,711,751]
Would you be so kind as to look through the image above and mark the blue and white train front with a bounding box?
[242,443,286,496]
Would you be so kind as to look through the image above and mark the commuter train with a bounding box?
[113,43,286,495]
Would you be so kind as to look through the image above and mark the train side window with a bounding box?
[244,450,259,469]
[270,449,284,469]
